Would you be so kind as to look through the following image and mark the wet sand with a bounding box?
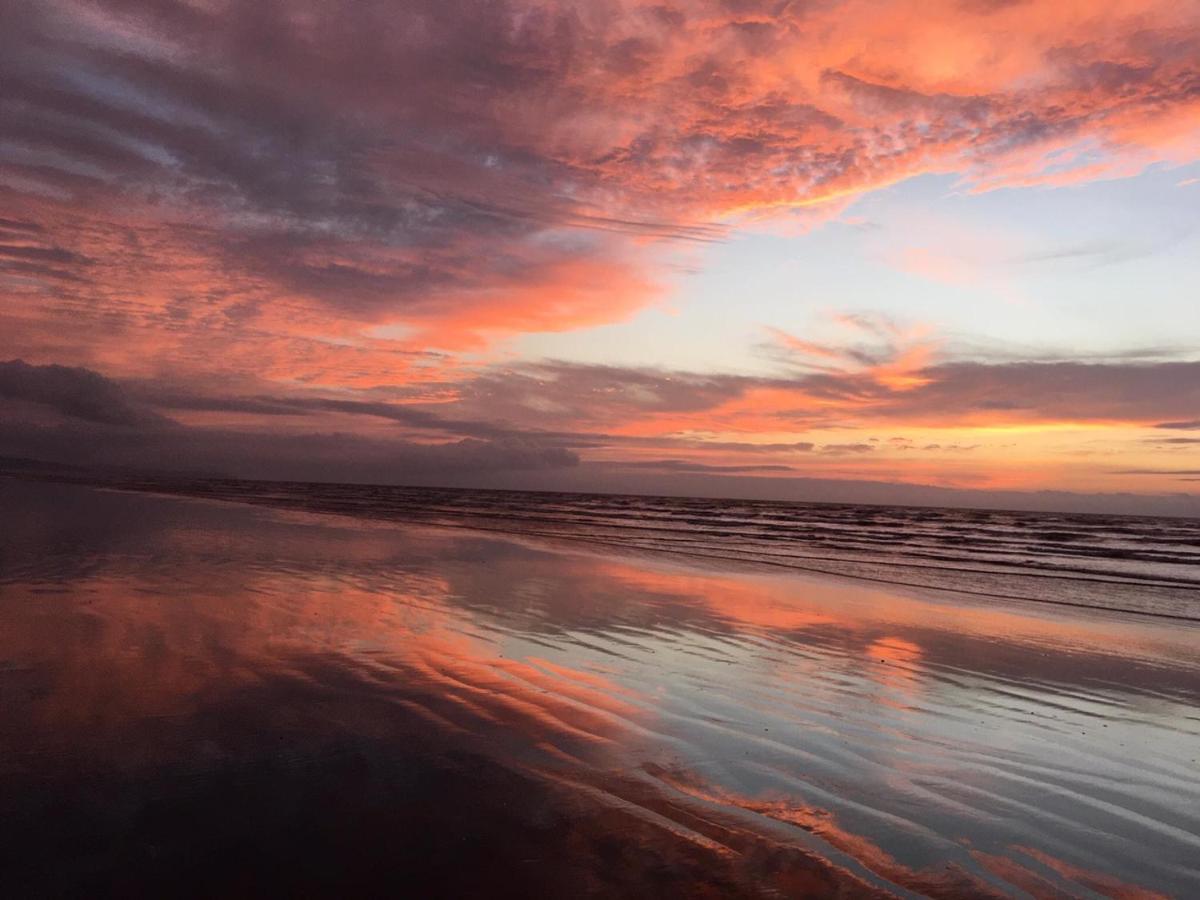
[2,478,1198,897]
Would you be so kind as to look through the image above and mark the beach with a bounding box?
[2,477,1198,898]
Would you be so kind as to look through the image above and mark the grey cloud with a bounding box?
[148,389,516,441]
[820,443,875,454]
[0,359,170,426]
[453,360,767,430]
[0,421,578,483]
[611,459,795,473]
[0,359,578,479]
[0,244,89,265]
[0,217,45,234]
[879,361,1200,424]
[0,0,711,327]
[676,440,816,453]
[422,357,1200,435]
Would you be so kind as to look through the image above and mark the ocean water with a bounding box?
[2,476,1199,897]
[97,476,1200,620]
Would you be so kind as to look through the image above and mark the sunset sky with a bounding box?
[2,0,1199,512]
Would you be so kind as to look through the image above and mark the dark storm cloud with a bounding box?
[0,421,579,482]
[0,359,170,426]
[0,360,578,479]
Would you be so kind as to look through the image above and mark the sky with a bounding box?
[1,0,1199,513]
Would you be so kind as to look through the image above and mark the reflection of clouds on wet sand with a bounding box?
[1,479,1198,897]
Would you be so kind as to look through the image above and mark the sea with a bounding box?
[2,473,1198,897]
[80,474,1200,621]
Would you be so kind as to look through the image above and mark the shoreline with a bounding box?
[9,469,1199,625]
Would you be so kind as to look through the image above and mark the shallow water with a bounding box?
[2,478,1199,897]
[77,475,1200,620]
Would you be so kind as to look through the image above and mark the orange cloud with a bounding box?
[403,251,663,351]
[5,0,1198,384]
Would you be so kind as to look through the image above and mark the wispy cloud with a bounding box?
[4,0,1199,379]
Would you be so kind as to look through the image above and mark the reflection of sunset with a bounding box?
[865,637,924,696]
[3,484,1199,896]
